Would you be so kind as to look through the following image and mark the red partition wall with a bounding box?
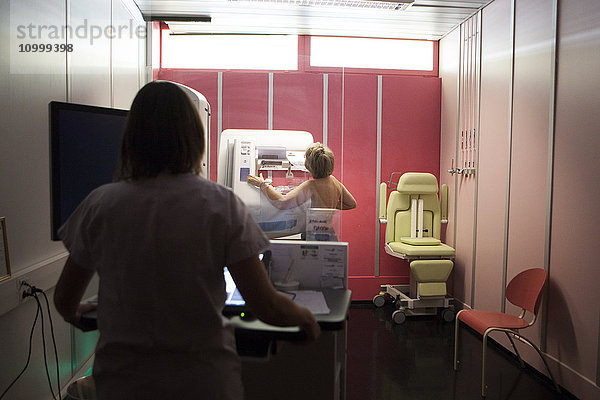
[378,76,442,281]
[326,73,343,179]
[273,73,323,142]
[222,72,269,130]
[338,75,378,289]
[155,69,441,300]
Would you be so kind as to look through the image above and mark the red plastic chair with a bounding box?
[453,268,560,397]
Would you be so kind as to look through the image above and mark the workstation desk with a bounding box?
[230,288,352,400]
[79,241,350,399]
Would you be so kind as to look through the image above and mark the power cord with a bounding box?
[40,291,61,400]
[31,294,57,399]
[0,284,61,400]
[0,293,40,399]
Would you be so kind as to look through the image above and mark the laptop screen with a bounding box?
[223,252,270,316]
[224,267,245,306]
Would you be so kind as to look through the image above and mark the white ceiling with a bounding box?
[134,0,491,40]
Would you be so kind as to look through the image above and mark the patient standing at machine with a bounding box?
[247,142,357,211]
[53,81,320,400]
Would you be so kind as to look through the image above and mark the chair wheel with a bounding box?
[392,310,406,324]
[442,308,455,322]
[373,294,386,308]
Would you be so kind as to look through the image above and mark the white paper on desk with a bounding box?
[291,290,330,315]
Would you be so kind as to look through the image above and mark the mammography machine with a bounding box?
[161,81,210,177]
[217,129,314,238]
[373,172,456,324]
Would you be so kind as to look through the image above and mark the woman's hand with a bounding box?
[247,173,266,188]
[73,302,98,331]
[299,309,321,342]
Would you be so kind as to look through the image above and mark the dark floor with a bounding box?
[346,303,576,400]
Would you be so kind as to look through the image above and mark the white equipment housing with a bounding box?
[160,81,210,177]
[217,129,314,238]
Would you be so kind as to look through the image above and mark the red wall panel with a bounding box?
[325,74,343,179]
[273,73,323,142]
[378,76,441,278]
[222,72,269,130]
[338,75,378,278]
[380,76,441,176]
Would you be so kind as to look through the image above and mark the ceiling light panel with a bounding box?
[228,0,414,11]
[134,0,491,40]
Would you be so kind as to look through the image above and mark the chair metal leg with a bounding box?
[514,335,561,393]
[482,331,489,397]
[505,331,525,368]
[454,311,462,370]
[488,328,561,394]
[458,318,559,398]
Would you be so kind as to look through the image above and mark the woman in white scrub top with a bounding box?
[54,81,320,400]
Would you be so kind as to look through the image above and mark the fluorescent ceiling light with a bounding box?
[144,15,212,22]
[228,0,415,11]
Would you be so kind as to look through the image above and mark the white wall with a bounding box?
[548,0,600,395]
[0,0,145,398]
[440,0,600,399]
[438,27,460,296]
[473,0,511,313]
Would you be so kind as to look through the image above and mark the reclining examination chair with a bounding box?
[373,172,455,324]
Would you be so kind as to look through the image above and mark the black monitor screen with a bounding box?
[49,101,128,240]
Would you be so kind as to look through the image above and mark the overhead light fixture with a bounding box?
[143,15,212,23]
[228,0,414,11]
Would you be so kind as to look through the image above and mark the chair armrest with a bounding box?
[378,182,387,221]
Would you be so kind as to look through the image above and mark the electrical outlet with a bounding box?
[18,279,33,301]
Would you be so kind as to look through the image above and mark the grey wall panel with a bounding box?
[548,0,600,397]
[0,0,68,273]
[112,0,145,109]
[493,0,556,377]
[439,28,460,296]
[474,0,512,313]
[506,0,554,336]
[452,19,478,308]
[439,28,460,248]
[68,0,111,106]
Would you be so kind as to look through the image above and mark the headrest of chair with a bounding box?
[396,173,439,195]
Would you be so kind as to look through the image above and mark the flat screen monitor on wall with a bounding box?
[49,101,128,241]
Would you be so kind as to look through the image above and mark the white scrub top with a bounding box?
[59,173,270,399]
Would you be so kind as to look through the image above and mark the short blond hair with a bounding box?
[305,142,334,179]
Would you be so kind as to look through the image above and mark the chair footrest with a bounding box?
[410,259,453,281]
[418,282,447,297]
